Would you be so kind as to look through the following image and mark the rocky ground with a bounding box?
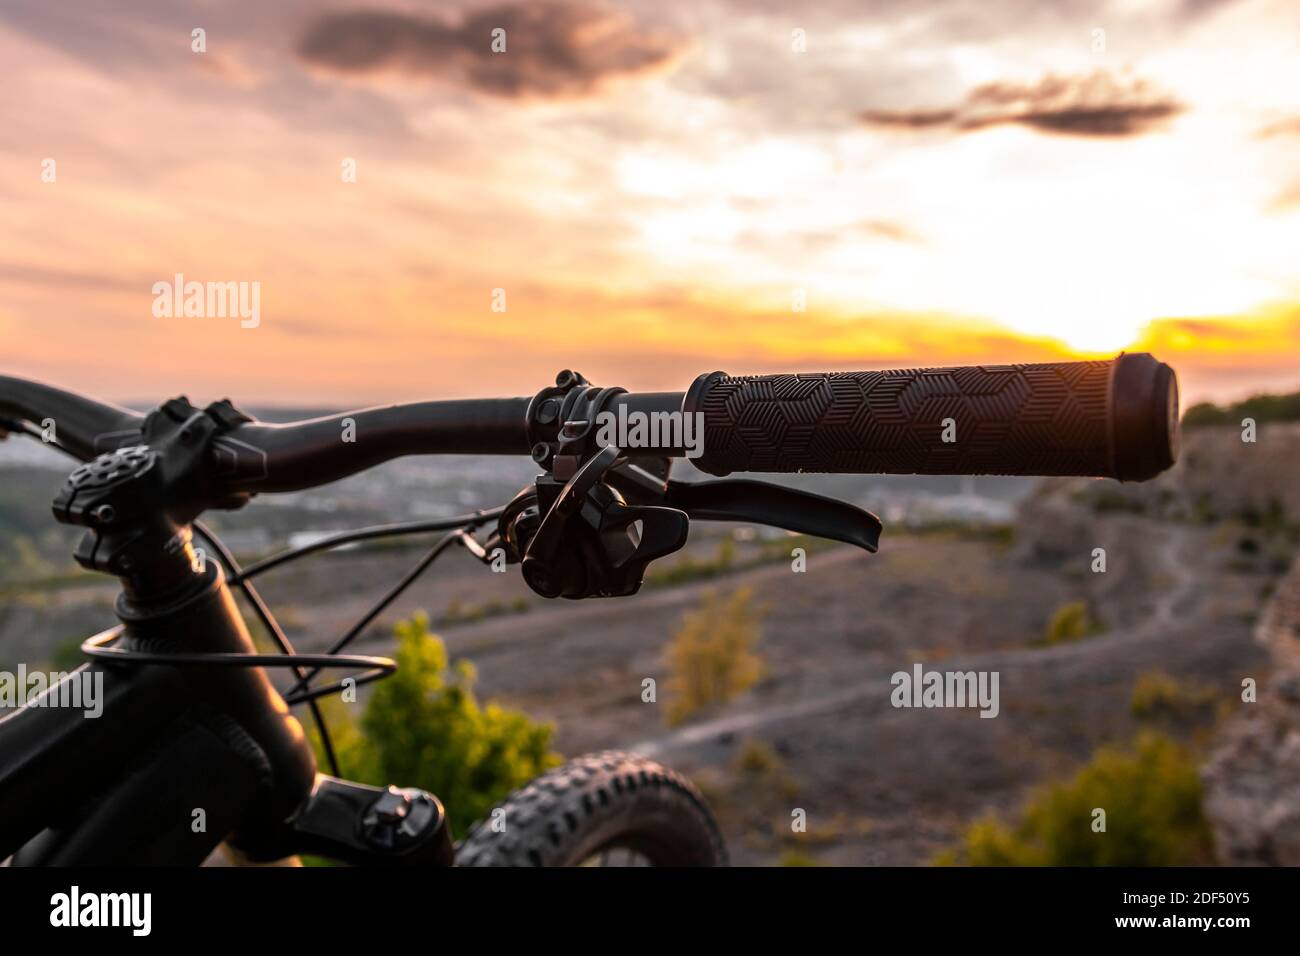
[1203,553,1300,865]
[232,498,1273,864]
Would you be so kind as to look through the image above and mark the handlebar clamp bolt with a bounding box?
[91,504,116,525]
[536,398,561,425]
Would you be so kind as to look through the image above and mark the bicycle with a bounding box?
[0,354,1178,866]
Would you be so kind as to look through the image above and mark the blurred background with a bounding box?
[2,0,1300,864]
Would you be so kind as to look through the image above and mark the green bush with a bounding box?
[303,694,370,779]
[779,849,821,867]
[664,587,765,726]
[308,613,560,838]
[1086,488,1147,515]
[433,595,529,627]
[647,536,737,587]
[734,738,782,775]
[1183,391,1300,427]
[940,732,1213,866]
[1130,672,1221,723]
[1043,600,1101,645]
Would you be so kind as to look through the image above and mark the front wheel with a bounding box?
[455,751,727,866]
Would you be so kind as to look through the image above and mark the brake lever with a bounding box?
[519,446,689,598]
[662,478,881,553]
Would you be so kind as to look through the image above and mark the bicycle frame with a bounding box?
[0,510,486,866]
[0,569,302,863]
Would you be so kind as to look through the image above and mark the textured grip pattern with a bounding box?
[693,360,1115,477]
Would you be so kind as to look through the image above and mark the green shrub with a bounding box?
[309,613,560,838]
[940,732,1213,866]
[779,850,820,867]
[734,738,782,775]
[433,595,529,627]
[1130,672,1221,723]
[1043,601,1102,645]
[647,536,737,587]
[1086,488,1147,515]
[1183,391,1300,427]
[730,737,800,803]
[664,587,765,726]
[303,694,370,779]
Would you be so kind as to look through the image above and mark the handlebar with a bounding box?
[0,353,1179,495]
[216,399,532,492]
[0,376,145,461]
[0,375,534,493]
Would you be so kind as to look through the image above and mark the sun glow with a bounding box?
[613,108,1288,360]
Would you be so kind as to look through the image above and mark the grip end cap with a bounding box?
[1112,353,1180,482]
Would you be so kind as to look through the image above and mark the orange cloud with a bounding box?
[1135,306,1300,359]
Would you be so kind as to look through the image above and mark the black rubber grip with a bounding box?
[685,353,1179,481]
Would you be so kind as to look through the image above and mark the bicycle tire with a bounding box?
[455,751,727,867]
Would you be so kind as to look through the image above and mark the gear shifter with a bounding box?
[518,446,689,599]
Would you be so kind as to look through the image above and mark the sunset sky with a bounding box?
[2,0,1299,407]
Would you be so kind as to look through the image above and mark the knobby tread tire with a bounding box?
[455,751,727,867]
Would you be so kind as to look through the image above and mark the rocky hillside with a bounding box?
[1203,555,1300,865]
[1017,422,1299,568]
[1052,422,1299,524]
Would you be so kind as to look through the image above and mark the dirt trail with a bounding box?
[626,521,1200,759]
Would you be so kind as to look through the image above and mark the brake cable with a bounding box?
[10,407,519,778]
[4,417,348,772]
[8,417,348,776]
[277,528,471,702]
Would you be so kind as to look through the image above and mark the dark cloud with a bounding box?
[297,2,684,99]
[859,108,959,131]
[861,71,1184,138]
